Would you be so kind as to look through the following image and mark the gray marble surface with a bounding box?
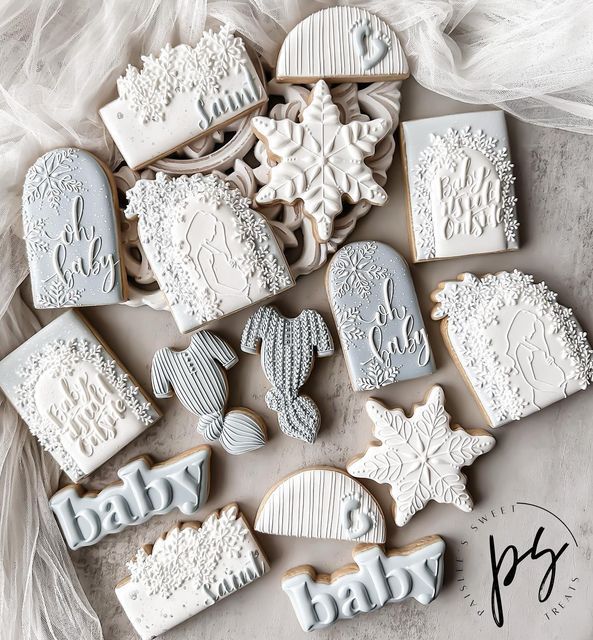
[32,80,593,640]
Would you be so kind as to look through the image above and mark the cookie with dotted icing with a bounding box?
[125,172,293,334]
[240,305,334,443]
[282,535,445,631]
[254,466,386,543]
[252,79,389,242]
[50,446,211,549]
[0,310,160,482]
[431,270,593,427]
[116,503,270,640]
[275,6,409,83]
[348,386,495,526]
[151,330,267,455]
[22,148,127,308]
[100,25,267,170]
[327,241,434,391]
[401,111,519,262]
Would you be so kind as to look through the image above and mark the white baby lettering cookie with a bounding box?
[401,111,519,262]
[348,386,495,526]
[125,172,293,334]
[240,305,334,443]
[276,7,409,83]
[50,446,210,549]
[255,466,386,543]
[0,311,160,482]
[116,504,270,640]
[282,536,445,631]
[152,331,266,455]
[22,148,127,308]
[252,80,389,242]
[100,25,267,169]
[431,270,593,427]
[327,241,434,390]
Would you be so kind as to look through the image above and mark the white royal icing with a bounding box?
[432,270,593,427]
[125,172,293,334]
[254,467,386,543]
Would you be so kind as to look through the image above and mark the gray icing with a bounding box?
[327,241,434,391]
[22,147,125,308]
[50,446,211,549]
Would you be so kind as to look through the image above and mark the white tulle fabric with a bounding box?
[1,0,592,637]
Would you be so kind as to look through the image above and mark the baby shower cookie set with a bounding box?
[2,6,593,639]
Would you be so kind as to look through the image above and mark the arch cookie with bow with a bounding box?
[152,330,266,455]
[22,148,127,308]
[401,111,519,262]
[255,466,386,543]
[125,172,293,334]
[275,6,409,83]
[432,270,593,427]
[327,241,434,390]
[240,305,334,443]
[0,310,160,482]
[100,25,267,170]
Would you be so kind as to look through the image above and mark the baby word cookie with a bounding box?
[151,331,267,455]
[348,386,495,526]
[282,536,445,631]
[255,466,386,543]
[100,25,267,169]
[241,305,334,443]
[432,270,593,427]
[327,241,433,391]
[116,504,270,640]
[22,148,126,308]
[0,311,160,482]
[125,172,293,334]
[252,79,389,242]
[50,446,210,549]
[275,6,409,83]
[401,111,519,262]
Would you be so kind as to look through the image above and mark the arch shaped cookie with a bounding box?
[276,7,409,82]
[254,466,386,543]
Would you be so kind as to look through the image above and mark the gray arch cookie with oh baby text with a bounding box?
[326,241,434,391]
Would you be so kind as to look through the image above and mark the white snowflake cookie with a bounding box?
[401,111,519,262]
[432,270,593,427]
[348,386,495,526]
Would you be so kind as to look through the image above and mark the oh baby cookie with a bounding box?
[125,172,293,334]
[0,311,160,482]
[401,111,519,261]
[100,25,267,169]
[22,148,126,308]
[327,241,434,391]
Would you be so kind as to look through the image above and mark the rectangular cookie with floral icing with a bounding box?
[401,111,519,262]
[0,310,160,481]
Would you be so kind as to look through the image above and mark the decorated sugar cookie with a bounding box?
[327,241,433,391]
[276,6,409,83]
[282,535,445,631]
[51,446,210,549]
[255,466,386,543]
[432,270,593,427]
[151,331,267,454]
[401,111,519,262]
[240,305,334,443]
[125,172,293,334]
[252,80,389,242]
[116,504,269,640]
[100,25,267,169]
[0,311,160,482]
[348,386,495,526]
[22,148,126,308]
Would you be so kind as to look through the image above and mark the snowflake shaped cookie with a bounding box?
[252,79,389,242]
[347,386,495,526]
